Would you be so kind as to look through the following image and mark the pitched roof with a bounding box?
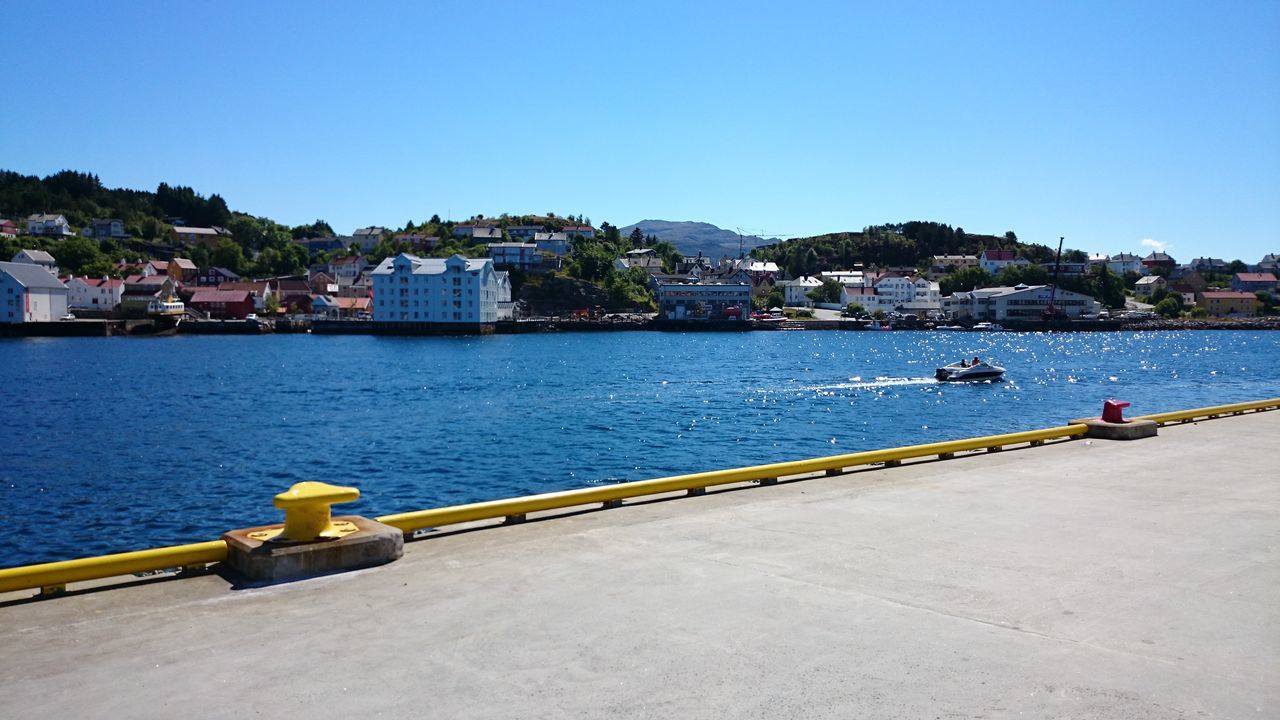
[981,249,1016,261]
[0,261,66,289]
[1234,273,1276,283]
[372,253,491,276]
[69,276,124,289]
[207,266,241,278]
[171,258,198,271]
[1201,291,1258,300]
[16,249,57,264]
[190,289,252,303]
[172,226,219,236]
[124,274,171,286]
[217,281,270,295]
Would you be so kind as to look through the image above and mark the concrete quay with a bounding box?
[1,411,1276,719]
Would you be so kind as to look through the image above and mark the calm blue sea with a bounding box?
[1,330,1277,567]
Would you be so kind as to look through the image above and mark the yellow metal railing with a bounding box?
[1132,397,1280,425]
[0,540,227,595]
[374,424,1088,533]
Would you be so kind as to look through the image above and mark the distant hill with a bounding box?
[619,220,774,258]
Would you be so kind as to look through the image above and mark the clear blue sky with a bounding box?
[3,1,1278,261]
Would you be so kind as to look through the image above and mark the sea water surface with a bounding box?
[1,330,1277,567]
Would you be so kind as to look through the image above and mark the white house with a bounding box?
[11,249,59,277]
[495,271,514,320]
[784,275,822,306]
[26,214,74,238]
[372,253,501,324]
[979,249,1029,276]
[820,269,868,287]
[0,261,70,323]
[615,248,664,272]
[1134,275,1167,298]
[328,255,369,284]
[66,276,124,310]
[1107,253,1146,276]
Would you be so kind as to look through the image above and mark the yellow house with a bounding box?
[1198,291,1260,317]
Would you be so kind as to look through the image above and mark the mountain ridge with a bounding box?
[619,220,775,258]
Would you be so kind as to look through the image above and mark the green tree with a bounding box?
[844,302,866,317]
[628,227,645,249]
[940,266,993,295]
[211,239,246,275]
[996,264,1050,286]
[54,236,106,275]
[807,278,842,304]
[1256,291,1275,315]
[569,244,614,282]
[651,241,682,273]
[1153,296,1183,318]
[1093,265,1126,309]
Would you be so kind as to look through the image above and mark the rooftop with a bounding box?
[0,260,64,289]
[0,411,1274,717]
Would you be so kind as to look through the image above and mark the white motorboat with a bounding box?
[935,360,1006,382]
[972,322,1004,331]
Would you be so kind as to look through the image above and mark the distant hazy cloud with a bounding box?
[1140,238,1169,252]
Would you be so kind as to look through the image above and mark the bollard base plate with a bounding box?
[1071,418,1159,441]
[222,515,403,583]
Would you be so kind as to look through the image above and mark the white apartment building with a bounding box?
[873,275,941,313]
[372,253,501,324]
[0,261,69,323]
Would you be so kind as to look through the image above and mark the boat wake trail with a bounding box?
[798,377,940,391]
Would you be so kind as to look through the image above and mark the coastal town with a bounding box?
[2,210,1278,335]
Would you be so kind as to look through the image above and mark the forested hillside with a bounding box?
[751,221,1089,277]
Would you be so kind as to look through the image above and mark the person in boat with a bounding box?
[972,356,981,366]
[959,359,969,367]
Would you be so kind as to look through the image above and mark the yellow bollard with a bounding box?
[273,481,361,542]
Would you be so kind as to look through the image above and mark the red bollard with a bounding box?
[1101,399,1130,423]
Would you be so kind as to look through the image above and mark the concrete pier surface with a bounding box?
[2,412,1276,719]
